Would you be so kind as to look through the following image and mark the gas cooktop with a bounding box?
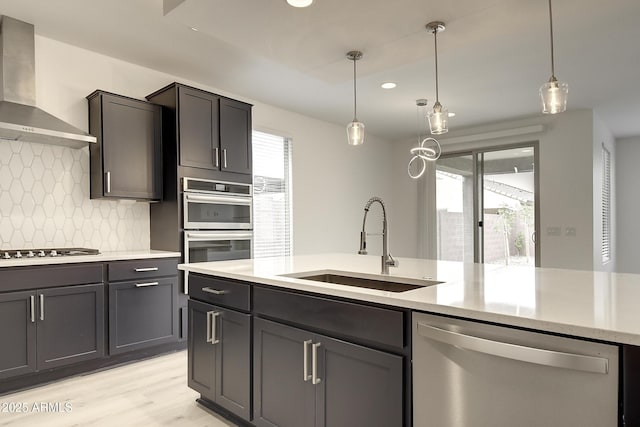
[0,248,100,260]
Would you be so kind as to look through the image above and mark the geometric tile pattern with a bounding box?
[0,140,150,251]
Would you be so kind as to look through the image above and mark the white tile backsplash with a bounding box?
[0,140,150,251]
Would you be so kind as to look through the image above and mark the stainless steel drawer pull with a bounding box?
[211,312,220,345]
[223,149,228,168]
[214,147,220,168]
[303,340,312,382]
[135,282,159,287]
[312,342,322,385]
[39,294,44,321]
[202,287,228,295]
[134,267,159,272]
[30,295,35,323]
[416,322,609,374]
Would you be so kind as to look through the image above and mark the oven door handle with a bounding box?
[185,232,254,241]
[185,194,252,205]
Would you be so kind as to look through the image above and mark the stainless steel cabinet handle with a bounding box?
[214,147,220,168]
[135,282,159,287]
[206,311,213,343]
[202,287,228,295]
[39,294,44,321]
[134,267,159,272]
[105,171,111,194]
[211,312,220,345]
[312,342,322,385]
[416,322,609,374]
[223,149,228,168]
[30,295,35,323]
[303,340,312,382]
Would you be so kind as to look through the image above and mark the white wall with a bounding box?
[615,136,640,273]
[392,110,607,270]
[2,35,394,254]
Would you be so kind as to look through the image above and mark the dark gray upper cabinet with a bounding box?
[146,83,253,180]
[0,291,37,379]
[178,86,220,170]
[220,98,252,174]
[87,90,162,200]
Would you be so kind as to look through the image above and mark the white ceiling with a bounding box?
[0,0,639,141]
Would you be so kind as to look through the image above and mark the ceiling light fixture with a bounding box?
[287,0,313,7]
[381,82,397,89]
[540,0,568,114]
[408,98,441,179]
[426,21,449,135]
[346,50,365,146]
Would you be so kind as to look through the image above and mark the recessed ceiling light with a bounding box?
[287,0,313,7]
[448,112,456,117]
[380,82,396,89]
[189,26,199,32]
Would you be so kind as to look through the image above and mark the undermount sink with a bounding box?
[282,270,442,293]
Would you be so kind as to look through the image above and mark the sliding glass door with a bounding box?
[435,145,538,266]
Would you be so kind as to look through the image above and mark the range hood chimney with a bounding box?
[0,16,96,148]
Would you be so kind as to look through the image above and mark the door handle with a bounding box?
[223,149,228,168]
[416,322,609,374]
[303,339,312,382]
[134,267,159,272]
[105,171,111,194]
[210,312,220,345]
[214,147,220,168]
[312,342,322,385]
[206,311,213,343]
[39,294,44,321]
[202,287,228,295]
[30,295,35,323]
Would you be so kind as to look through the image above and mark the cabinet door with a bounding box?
[188,299,216,401]
[219,98,252,174]
[315,335,403,427]
[109,277,178,355]
[101,93,162,199]
[37,284,105,370]
[0,291,37,379]
[253,318,315,427]
[178,86,220,170]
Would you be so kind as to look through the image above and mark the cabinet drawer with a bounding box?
[254,286,405,350]
[108,258,178,282]
[0,263,103,292]
[188,274,250,312]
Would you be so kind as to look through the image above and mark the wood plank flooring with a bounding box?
[0,350,237,427]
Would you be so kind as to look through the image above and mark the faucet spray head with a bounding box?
[358,231,368,255]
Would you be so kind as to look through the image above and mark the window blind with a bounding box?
[252,130,292,258]
[602,146,611,263]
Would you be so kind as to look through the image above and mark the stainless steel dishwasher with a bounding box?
[413,312,619,427]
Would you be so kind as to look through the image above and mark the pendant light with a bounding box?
[408,99,442,179]
[540,0,568,114]
[346,50,365,146]
[426,21,448,135]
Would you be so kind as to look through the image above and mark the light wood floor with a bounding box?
[0,350,237,427]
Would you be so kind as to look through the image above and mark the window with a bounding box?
[602,146,611,263]
[252,130,293,258]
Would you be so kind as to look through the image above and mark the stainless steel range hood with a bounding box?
[0,16,96,148]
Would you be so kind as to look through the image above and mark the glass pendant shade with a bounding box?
[427,102,449,134]
[540,77,568,114]
[347,120,365,146]
[287,0,313,7]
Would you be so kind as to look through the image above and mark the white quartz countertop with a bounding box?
[179,253,640,346]
[0,250,181,268]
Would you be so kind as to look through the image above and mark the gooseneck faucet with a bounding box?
[358,197,398,275]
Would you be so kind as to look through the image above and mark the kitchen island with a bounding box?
[180,253,640,427]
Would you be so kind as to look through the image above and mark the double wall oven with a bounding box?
[182,178,253,292]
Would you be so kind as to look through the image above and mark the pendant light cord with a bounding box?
[548,0,555,78]
[353,57,358,120]
[433,28,440,102]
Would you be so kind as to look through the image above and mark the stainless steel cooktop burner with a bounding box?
[0,248,100,259]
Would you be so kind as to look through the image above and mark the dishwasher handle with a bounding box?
[416,322,609,374]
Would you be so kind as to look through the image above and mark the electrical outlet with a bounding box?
[547,227,561,236]
[565,227,576,237]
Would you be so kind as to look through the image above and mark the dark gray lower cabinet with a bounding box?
[253,317,403,427]
[0,291,37,379]
[0,284,104,378]
[109,277,178,354]
[188,299,251,420]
